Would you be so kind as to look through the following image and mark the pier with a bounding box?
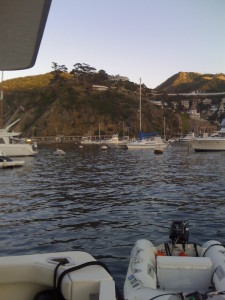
[33,135,112,144]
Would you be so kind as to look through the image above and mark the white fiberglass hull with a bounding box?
[0,160,24,168]
[0,251,116,300]
[127,140,168,149]
[192,138,225,152]
[0,144,37,156]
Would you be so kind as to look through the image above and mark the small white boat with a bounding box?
[179,132,195,142]
[54,149,65,156]
[0,250,117,300]
[101,145,108,150]
[124,220,225,300]
[0,150,24,168]
[80,136,105,145]
[106,134,121,147]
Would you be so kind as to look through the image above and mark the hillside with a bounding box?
[157,72,225,93]
[0,72,180,138]
[1,68,220,138]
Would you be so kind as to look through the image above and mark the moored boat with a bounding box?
[179,133,195,143]
[106,134,121,147]
[127,135,168,150]
[0,120,37,157]
[191,119,225,152]
[54,148,66,155]
[0,150,24,168]
[124,220,225,300]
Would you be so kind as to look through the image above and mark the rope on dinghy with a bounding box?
[54,260,124,300]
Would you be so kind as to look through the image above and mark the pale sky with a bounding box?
[3,0,225,88]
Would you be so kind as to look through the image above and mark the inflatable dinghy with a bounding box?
[124,220,225,300]
[0,251,116,300]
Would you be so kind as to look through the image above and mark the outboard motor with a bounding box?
[169,220,189,251]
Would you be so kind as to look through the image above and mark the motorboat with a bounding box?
[124,220,225,300]
[54,148,66,155]
[0,150,24,168]
[116,136,130,149]
[80,136,93,145]
[127,136,168,150]
[80,136,105,145]
[179,132,195,142]
[0,120,37,157]
[191,119,225,152]
[106,134,122,147]
[0,250,117,300]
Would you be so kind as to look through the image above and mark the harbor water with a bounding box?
[0,143,224,292]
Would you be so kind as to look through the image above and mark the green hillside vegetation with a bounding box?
[1,65,180,137]
[1,65,221,138]
[157,72,225,93]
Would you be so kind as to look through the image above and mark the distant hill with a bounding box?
[156,72,225,93]
[1,72,180,137]
[0,70,217,138]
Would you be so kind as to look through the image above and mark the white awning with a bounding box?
[0,0,51,70]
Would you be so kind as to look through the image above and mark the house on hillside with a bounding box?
[150,100,163,107]
[181,100,190,109]
[188,100,200,119]
[89,85,108,91]
[218,98,225,115]
[110,75,129,82]
[202,98,212,105]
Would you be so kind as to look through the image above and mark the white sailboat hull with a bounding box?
[127,138,168,149]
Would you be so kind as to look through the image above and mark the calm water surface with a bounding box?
[0,143,224,291]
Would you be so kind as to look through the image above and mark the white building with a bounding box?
[90,85,108,91]
[150,100,163,107]
[202,98,212,105]
[181,100,190,109]
[218,98,225,114]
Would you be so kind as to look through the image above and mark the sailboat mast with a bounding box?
[139,78,141,132]
[0,71,3,128]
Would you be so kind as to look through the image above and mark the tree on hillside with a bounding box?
[70,63,96,83]
[50,62,68,85]
[98,69,108,81]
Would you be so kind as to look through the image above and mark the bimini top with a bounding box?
[0,0,52,70]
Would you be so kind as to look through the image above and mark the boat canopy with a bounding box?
[0,0,52,70]
[139,131,159,140]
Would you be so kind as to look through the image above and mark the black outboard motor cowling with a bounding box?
[169,220,189,249]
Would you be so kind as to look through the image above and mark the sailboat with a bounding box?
[127,79,168,150]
